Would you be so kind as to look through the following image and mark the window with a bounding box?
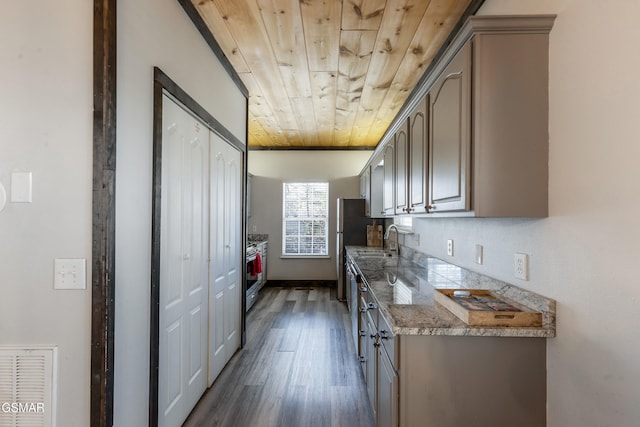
[282,182,329,256]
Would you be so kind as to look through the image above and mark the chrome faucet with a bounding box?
[384,224,399,254]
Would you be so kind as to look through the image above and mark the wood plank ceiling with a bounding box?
[192,0,473,148]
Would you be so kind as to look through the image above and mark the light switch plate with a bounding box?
[11,171,32,203]
[0,182,6,212]
[54,258,86,290]
[475,244,483,265]
[447,239,454,256]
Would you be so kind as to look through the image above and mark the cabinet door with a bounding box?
[377,348,398,427]
[429,42,471,212]
[365,311,378,419]
[360,170,367,199]
[394,121,409,215]
[409,96,429,213]
[382,143,395,216]
[370,160,384,218]
[358,293,367,373]
[361,167,371,217]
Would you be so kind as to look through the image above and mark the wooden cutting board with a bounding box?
[367,220,383,247]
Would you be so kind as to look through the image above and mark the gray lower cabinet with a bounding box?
[377,345,398,427]
[354,282,546,427]
[365,310,377,419]
[398,335,546,427]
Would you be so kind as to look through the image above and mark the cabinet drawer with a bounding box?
[379,312,397,370]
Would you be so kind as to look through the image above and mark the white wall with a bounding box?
[248,151,371,280]
[399,1,640,425]
[115,0,246,425]
[0,1,93,425]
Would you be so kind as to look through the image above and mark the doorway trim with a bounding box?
[149,67,247,427]
[91,0,116,426]
[91,1,248,425]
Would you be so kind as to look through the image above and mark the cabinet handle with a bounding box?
[367,302,377,310]
[359,286,368,292]
[370,333,378,339]
[359,330,366,337]
[381,211,385,215]
[379,330,389,340]
[358,356,366,363]
[359,307,367,313]
[426,205,433,213]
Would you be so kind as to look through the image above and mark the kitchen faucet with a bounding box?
[384,224,399,254]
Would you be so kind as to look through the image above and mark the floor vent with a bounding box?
[0,347,57,427]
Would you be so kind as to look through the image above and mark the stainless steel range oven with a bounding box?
[246,243,259,311]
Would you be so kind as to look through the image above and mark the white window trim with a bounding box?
[282,182,329,257]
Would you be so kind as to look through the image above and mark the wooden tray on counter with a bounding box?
[366,220,383,247]
[434,289,542,327]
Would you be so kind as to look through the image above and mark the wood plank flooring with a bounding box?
[183,287,375,427]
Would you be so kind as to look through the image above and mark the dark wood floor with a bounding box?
[183,286,375,427]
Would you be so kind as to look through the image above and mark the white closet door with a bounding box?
[208,131,242,385]
[159,96,209,427]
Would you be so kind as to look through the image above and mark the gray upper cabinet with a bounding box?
[428,42,472,213]
[366,15,554,218]
[409,95,429,214]
[371,158,384,218]
[394,121,409,215]
[360,155,385,218]
[426,15,554,217]
[360,167,371,216]
[382,143,395,216]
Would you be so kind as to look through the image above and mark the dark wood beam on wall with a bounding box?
[92,0,116,425]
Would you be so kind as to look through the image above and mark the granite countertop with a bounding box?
[346,245,556,338]
[248,234,268,245]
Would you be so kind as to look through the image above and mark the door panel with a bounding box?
[159,96,209,427]
[188,306,203,383]
[165,321,182,411]
[429,43,471,212]
[394,122,409,215]
[208,132,242,385]
[410,96,428,212]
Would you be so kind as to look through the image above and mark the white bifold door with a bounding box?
[159,95,242,427]
[159,97,209,427]
[208,132,241,384]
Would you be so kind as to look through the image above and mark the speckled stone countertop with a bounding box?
[248,234,268,245]
[346,245,556,338]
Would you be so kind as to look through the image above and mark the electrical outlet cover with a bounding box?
[514,253,529,280]
[447,239,454,256]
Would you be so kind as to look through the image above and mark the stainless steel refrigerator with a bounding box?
[336,198,375,301]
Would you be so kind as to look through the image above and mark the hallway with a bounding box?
[183,286,375,427]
